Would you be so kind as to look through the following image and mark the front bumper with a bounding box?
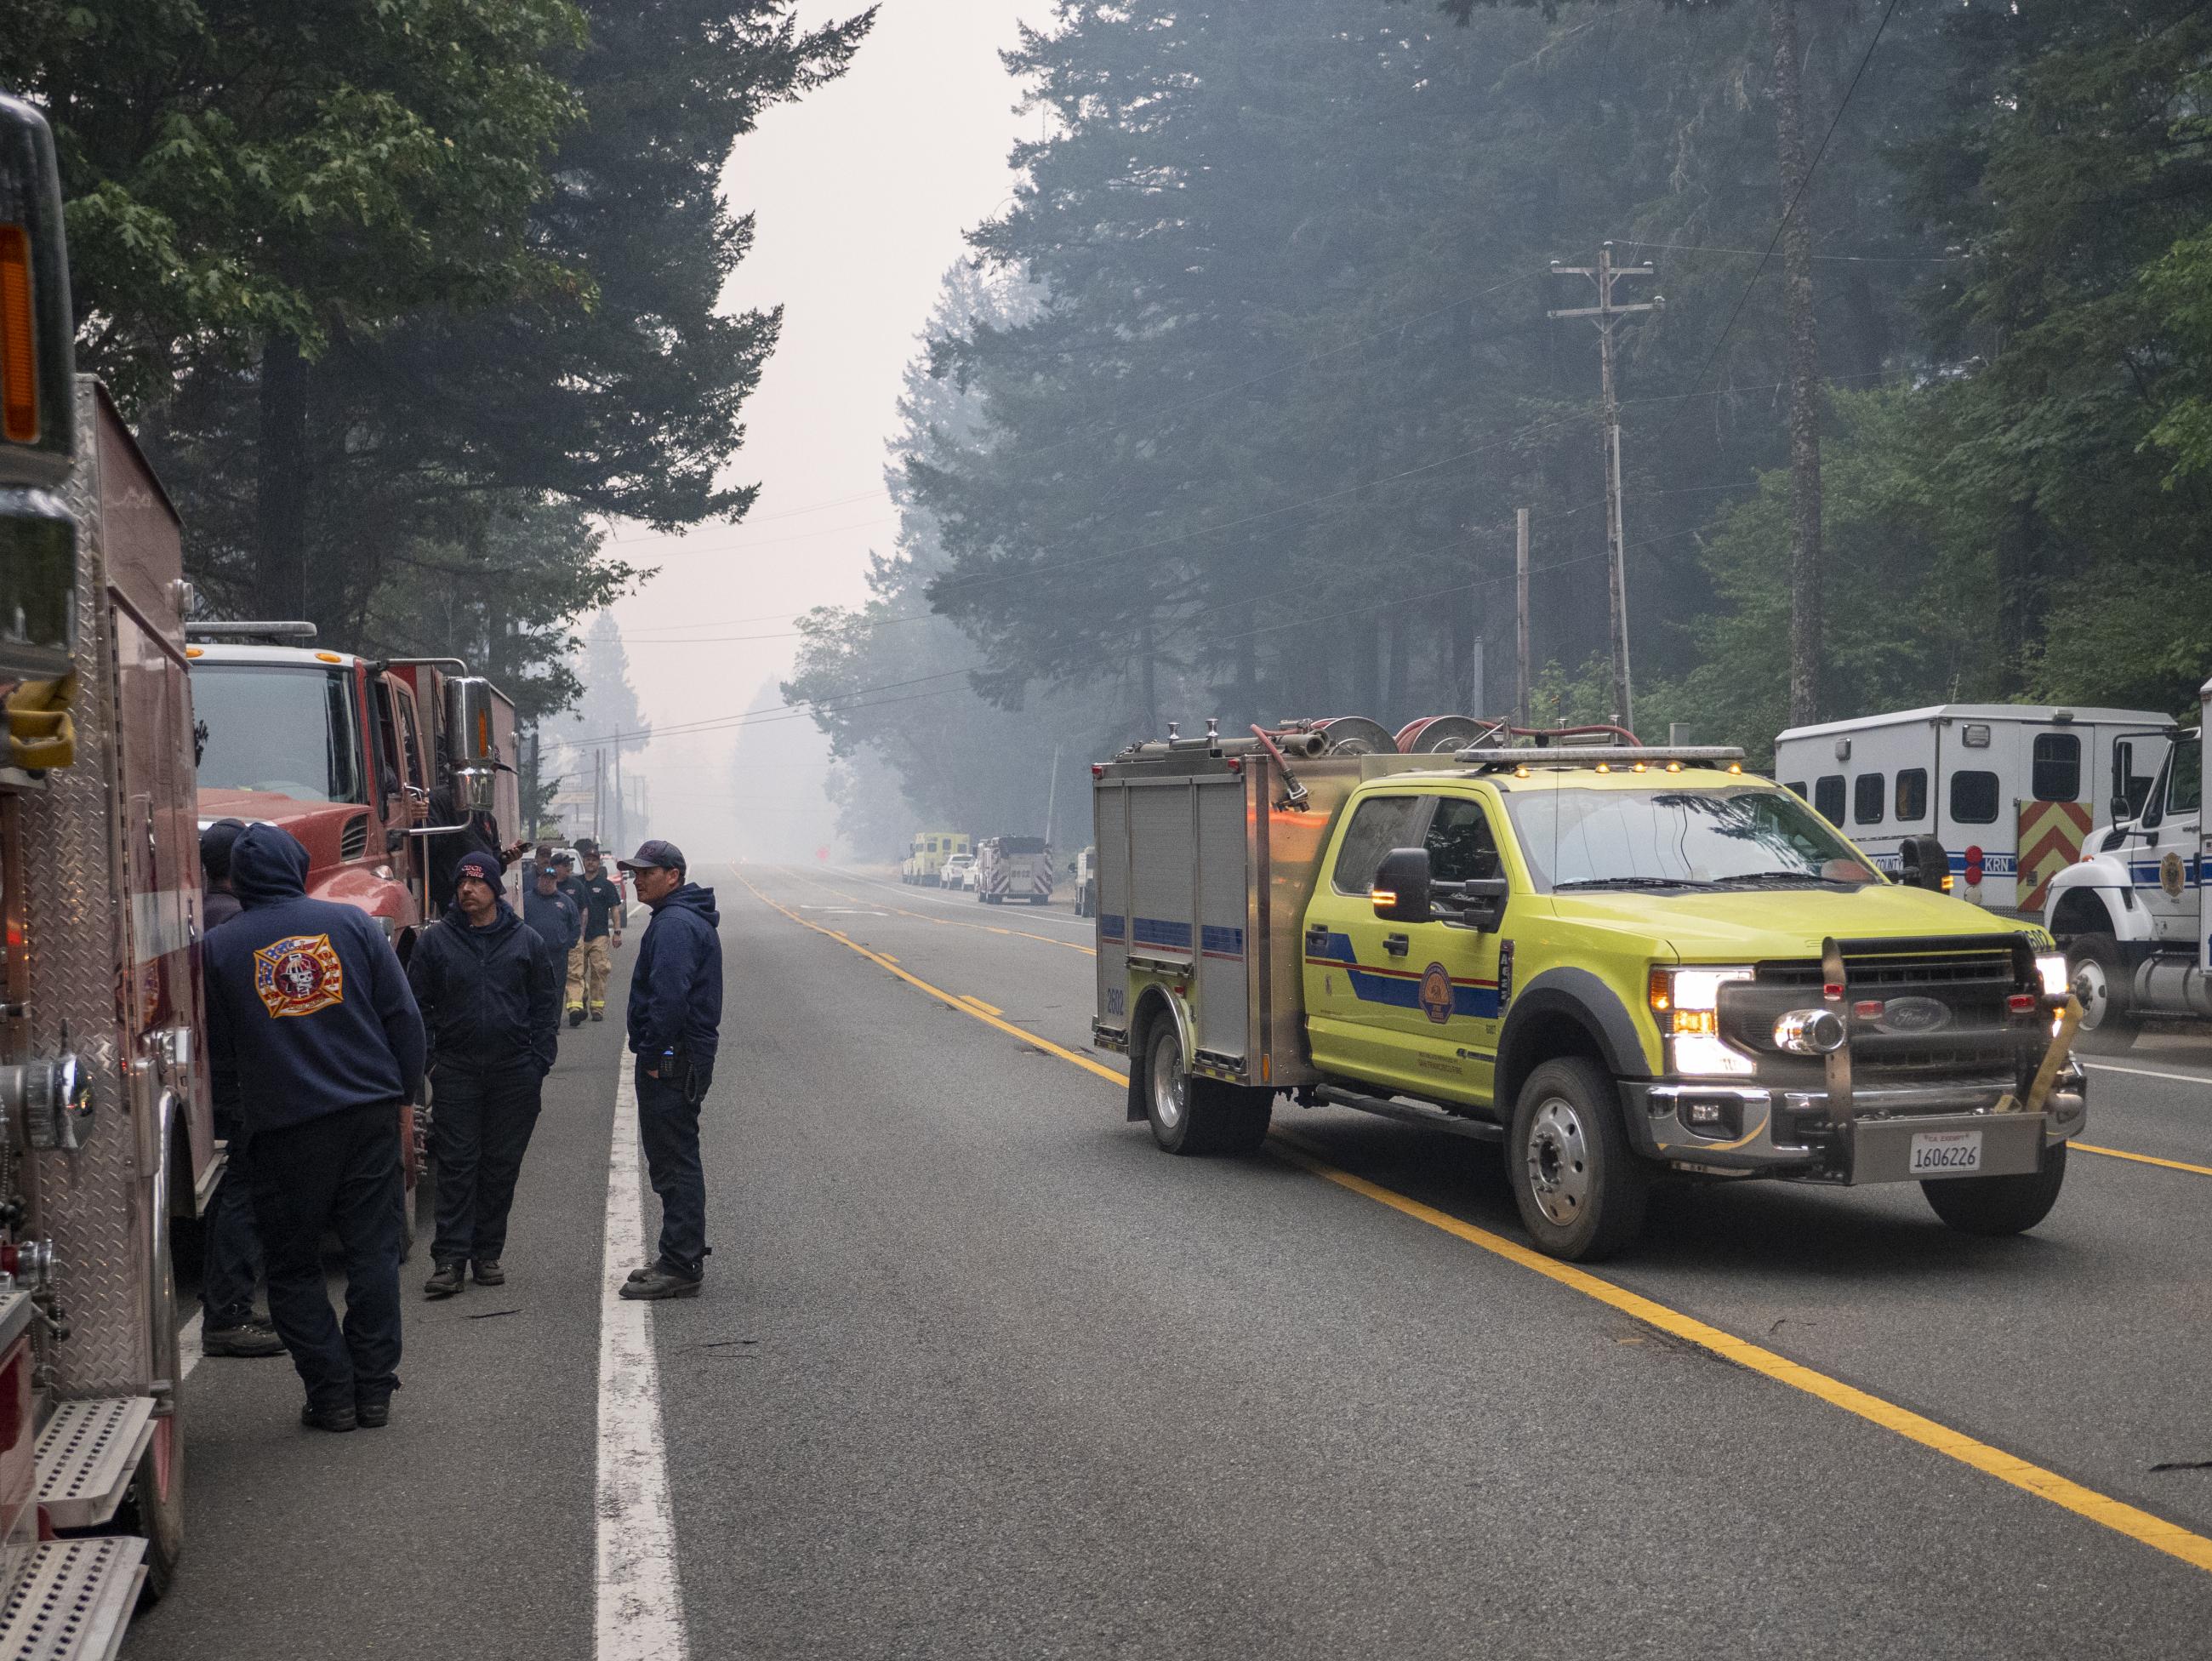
[1625,1059,2088,1181]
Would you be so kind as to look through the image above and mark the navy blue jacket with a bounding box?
[407,898,562,1076]
[626,883,721,1065]
[522,882,580,958]
[203,825,427,1134]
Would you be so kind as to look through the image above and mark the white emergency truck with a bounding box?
[2044,680,2209,1051]
[1774,705,2171,916]
[975,836,1053,905]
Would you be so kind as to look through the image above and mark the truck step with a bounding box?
[1310,1086,1505,1144]
[0,1538,146,1661]
[35,1400,156,1531]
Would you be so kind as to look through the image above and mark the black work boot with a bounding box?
[471,1258,505,1286]
[202,1317,287,1359]
[301,1400,357,1433]
[356,1378,399,1430]
[567,1007,586,1028]
[423,1261,466,1299]
[619,1261,701,1301]
[590,1008,605,1022]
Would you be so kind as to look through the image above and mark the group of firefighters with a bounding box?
[191,823,724,1430]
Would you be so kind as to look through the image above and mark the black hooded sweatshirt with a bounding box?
[407,895,562,1076]
[203,825,426,1133]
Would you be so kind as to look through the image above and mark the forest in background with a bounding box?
[791,0,2212,852]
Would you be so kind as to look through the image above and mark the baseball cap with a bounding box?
[552,848,575,867]
[617,839,685,874]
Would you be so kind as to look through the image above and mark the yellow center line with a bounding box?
[738,873,1125,1087]
[2072,1142,2212,1179]
[962,995,1006,1017]
[740,868,2212,1579]
[768,867,1094,956]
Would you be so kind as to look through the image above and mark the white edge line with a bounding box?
[178,1310,202,1380]
[596,1058,688,1660]
[2081,1060,2212,1087]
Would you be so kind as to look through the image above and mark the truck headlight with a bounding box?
[1650,967,1754,1077]
[2036,954,2069,1037]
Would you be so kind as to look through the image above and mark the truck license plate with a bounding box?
[1908,1128,1982,1177]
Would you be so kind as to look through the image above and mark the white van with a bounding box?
[1773,704,2172,916]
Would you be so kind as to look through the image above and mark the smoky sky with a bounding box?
[603,0,1049,863]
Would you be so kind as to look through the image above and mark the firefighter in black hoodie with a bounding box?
[408,849,562,1297]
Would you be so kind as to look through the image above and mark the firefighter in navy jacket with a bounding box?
[408,848,562,1299]
[202,824,426,1431]
[618,841,721,1300]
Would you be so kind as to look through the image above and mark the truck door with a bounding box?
[2135,735,2202,947]
[1303,791,1506,1106]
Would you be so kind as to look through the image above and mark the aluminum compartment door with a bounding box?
[1126,783,1197,970]
[1193,778,1249,1067]
[1094,785,1130,1037]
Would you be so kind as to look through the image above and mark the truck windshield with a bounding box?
[191,664,365,804]
[1502,785,1875,893]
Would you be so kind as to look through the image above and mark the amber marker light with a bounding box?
[1647,967,1672,1015]
[1369,888,1397,909]
[315,650,341,663]
[0,224,38,442]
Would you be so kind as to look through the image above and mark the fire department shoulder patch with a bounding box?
[254,934,345,1019]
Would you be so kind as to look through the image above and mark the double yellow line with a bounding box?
[737,870,2212,1578]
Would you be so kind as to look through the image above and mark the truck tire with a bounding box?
[1508,1058,1650,1262]
[2066,934,2139,1054]
[1142,1023,1271,1156]
[115,1418,184,1607]
[1923,1141,2067,1236]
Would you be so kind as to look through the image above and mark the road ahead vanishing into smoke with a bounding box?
[128,865,2212,1659]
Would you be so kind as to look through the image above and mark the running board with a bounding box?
[0,1538,146,1661]
[1308,1086,1504,1143]
[36,1399,156,1530]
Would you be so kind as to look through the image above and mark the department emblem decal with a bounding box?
[1419,962,1455,1025]
[254,934,345,1019]
[2162,852,2186,900]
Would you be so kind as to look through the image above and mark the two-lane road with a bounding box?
[127,863,2212,1658]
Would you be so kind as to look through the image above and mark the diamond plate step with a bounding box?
[34,1400,155,1531]
[0,1538,145,1661]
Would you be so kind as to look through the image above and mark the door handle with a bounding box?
[1305,927,1330,952]
[1383,933,1410,958]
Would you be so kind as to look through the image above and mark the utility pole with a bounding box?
[1043,743,1063,848]
[1514,507,1531,729]
[1549,244,1661,733]
[612,730,626,858]
[593,748,604,845]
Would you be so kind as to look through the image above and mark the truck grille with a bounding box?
[339,814,370,861]
[1719,941,2037,1085]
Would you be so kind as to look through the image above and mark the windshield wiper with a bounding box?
[1706,870,1858,888]
[1554,876,1713,892]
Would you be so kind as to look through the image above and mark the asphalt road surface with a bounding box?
[126,864,2212,1658]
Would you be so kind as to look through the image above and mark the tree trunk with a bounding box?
[254,334,311,622]
[1768,0,1825,727]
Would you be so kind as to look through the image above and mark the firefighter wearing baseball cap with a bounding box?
[618,841,721,1299]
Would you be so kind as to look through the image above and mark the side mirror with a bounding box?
[1371,848,1434,922]
[1897,833,1949,893]
[1452,876,1509,933]
[2111,795,2130,825]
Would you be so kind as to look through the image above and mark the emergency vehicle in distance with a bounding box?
[2044,681,2210,1051]
[976,836,1053,905]
[1093,716,2085,1261]
[1773,704,2171,917]
[0,93,203,1641]
[900,829,968,886]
